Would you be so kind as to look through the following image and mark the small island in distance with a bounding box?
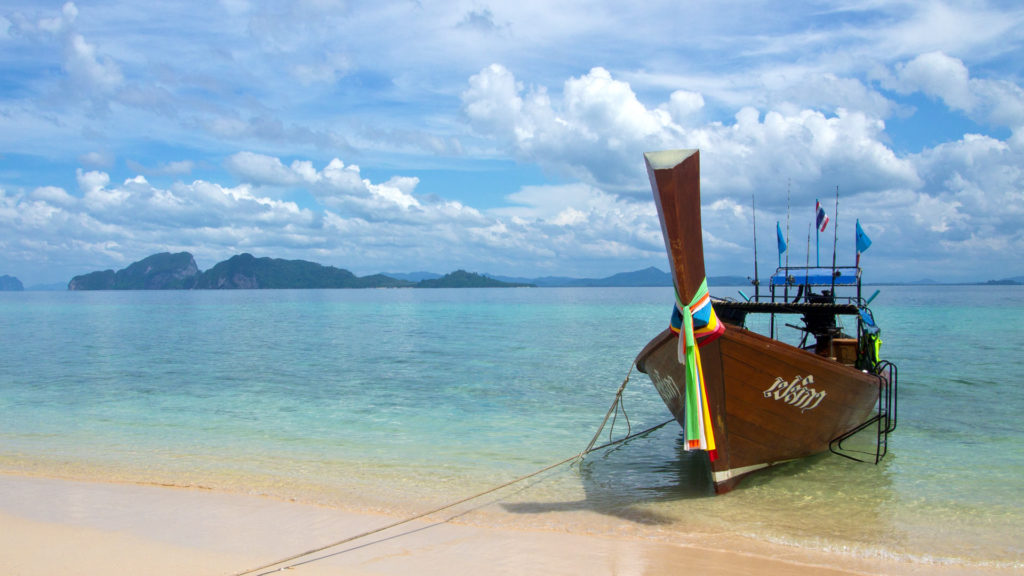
[0,274,24,291]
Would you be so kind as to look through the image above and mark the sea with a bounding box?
[1,285,1021,571]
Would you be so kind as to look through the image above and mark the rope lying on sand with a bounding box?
[232,365,670,576]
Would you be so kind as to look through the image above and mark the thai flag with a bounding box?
[816,200,829,232]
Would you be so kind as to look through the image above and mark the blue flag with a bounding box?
[776,222,787,255]
[856,219,872,253]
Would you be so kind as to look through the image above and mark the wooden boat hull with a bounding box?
[636,326,882,493]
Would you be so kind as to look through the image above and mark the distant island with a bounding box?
[417,269,533,288]
[64,253,688,290]
[984,277,1024,285]
[3,253,1021,291]
[67,252,533,290]
[0,274,24,291]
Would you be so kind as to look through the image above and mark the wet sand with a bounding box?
[0,474,1010,576]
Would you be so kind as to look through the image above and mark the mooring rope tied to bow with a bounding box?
[232,363,670,576]
[578,361,635,458]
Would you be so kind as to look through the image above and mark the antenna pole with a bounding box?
[785,179,791,270]
[751,193,760,301]
[815,198,820,267]
[805,223,811,288]
[831,185,839,295]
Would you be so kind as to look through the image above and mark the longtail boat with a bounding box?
[636,149,897,494]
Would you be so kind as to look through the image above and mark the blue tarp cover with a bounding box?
[770,273,858,286]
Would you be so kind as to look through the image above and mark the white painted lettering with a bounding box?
[763,374,827,413]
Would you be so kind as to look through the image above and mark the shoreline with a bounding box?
[1,473,1015,576]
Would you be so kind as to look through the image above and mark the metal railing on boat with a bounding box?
[829,360,898,464]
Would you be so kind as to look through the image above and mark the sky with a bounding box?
[1,1,1023,286]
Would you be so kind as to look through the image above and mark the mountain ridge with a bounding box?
[67,253,531,290]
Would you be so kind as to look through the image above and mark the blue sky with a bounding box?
[2,1,1023,286]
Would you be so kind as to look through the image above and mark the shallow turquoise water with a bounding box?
[1,285,1021,568]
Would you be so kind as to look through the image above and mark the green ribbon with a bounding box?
[676,278,710,445]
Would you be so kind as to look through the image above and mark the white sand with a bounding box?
[0,474,1012,576]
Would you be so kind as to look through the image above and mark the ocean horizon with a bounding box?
[1,284,1021,571]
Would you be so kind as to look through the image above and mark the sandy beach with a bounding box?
[0,473,1014,576]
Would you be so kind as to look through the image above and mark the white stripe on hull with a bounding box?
[711,460,794,484]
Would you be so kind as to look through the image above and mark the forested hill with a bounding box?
[67,252,531,290]
[192,253,411,289]
[416,270,533,288]
[68,252,199,290]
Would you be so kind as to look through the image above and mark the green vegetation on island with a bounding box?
[68,252,199,290]
[192,253,412,289]
[416,270,533,288]
[66,252,532,290]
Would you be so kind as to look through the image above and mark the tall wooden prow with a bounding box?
[645,149,706,304]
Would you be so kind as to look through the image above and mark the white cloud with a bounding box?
[463,64,524,142]
[914,133,1023,236]
[464,64,920,200]
[226,152,310,187]
[890,51,973,111]
[320,159,366,194]
[367,176,420,210]
[883,51,1024,131]
[875,2,1023,59]
[464,65,679,189]
[18,3,123,96]
[973,78,1024,131]
[65,32,123,93]
[491,182,664,264]
[30,186,77,207]
[79,151,114,168]
[76,169,110,196]
[497,183,607,220]
[665,90,705,124]
[562,67,671,144]
[38,2,77,34]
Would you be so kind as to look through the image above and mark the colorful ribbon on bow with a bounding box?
[669,277,725,459]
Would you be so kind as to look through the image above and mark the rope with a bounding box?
[578,361,635,458]
[231,363,670,576]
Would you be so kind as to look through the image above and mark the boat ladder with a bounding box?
[829,360,898,463]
